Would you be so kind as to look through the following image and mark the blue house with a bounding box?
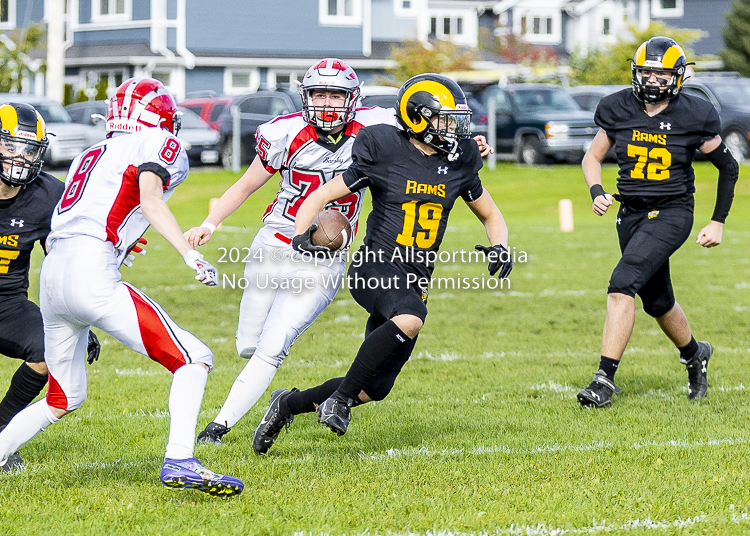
[3,0,506,101]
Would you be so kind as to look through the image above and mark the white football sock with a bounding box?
[165,364,207,460]
[214,356,277,429]
[0,400,59,462]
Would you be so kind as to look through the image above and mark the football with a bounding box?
[311,209,351,251]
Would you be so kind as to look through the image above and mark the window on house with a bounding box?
[661,0,676,8]
[546,17,552,34]
[0,0,8,23]
[152,72,171,87]
[602,18,610,35]
[328,0,353,17]
[443,17,450,35]
[403,0,410,8]
[430,17,437,36]
[533,17,540,34]
[456,18,463,35]
[232,73,252,90]
[520,16,527,34]
[99,0,125,16]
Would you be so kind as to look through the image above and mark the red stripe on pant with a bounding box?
[46,373,69,410]
[127,286,187,373]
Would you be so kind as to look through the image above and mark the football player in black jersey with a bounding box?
[0,103,101,472]
[576,37,739,408]
[250,74,512,451]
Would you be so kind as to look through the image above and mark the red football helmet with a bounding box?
[106,77,180,136]
[300,58,360,130]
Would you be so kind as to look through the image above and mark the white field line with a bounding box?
[292,512,750,536]
[357,436,749,461]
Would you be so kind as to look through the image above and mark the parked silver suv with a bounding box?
[0,94,101,167]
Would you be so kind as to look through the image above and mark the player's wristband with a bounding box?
[201,221,217,234]
[589,184,607,202]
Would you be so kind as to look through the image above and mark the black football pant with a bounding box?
[608,205,693,317]
[0,295,48,428]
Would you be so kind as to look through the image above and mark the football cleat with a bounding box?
[196,421,231,445]
[577,370,621,408]
[682,341,712,401]
[252,388,297,455]
[316,394,353,436]
[0,451,23,473]
[160,457,243,497]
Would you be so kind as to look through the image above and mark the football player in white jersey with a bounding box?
[0,78,243,496]
[186,58,493,450]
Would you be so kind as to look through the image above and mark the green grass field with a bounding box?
[1,161,749,535]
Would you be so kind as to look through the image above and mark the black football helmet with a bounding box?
[396,73,472,161]
[631,36,687,104]
[0,102,48,187]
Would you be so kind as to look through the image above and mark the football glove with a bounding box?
[123,238,148,268]
[86,331,101,365]
[292,224,333,256]
[475,244,513,280]
[183,250,219,286]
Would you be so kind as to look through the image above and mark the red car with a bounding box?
[178,96,232,131]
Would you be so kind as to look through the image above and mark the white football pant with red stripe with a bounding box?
[235,225,344,365]
[40,236,213,411]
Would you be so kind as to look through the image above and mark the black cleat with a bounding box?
[577,370,621,408]
[0,451,22,473]
[682,341,712,401]
[252,388,297,455]
[197,421,231,445]
[316,395,352,436]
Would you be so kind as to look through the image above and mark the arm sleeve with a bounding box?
[137,162,171,187]
[594,97,616,140]
[460,141,484,202]
[705,142,739,223]
[342,128,377,192]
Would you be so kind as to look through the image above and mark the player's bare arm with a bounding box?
[467,188,513,280]
[185,155,275,247]
[140,171,218,286]
[696,135,739,248]
[466,188,508,248]
[583,128,615,216]
[293,174,353,236]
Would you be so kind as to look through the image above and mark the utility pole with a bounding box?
[46,0,65,101]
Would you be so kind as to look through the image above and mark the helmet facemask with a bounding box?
[300,86,360,131]
[0,134,47,187]
[632,67,683,104]
[419,105,472,161]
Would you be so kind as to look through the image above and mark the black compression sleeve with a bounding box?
[705,142,739,223]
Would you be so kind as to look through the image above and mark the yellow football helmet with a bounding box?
[396,73,472,161]
[0,102,48,187]
[631,36,687,104]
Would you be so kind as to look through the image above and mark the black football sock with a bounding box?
[679,337,700,361]
[284,377,344,416]
[334,320,409,401]
[0,362,48,428]
[598,356,620,381]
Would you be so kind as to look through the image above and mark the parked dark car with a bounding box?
[567,85,630,112]
[215,90,303,168]
[472,83,597,164]
[681,74,750,161]
[65,101,220,166]
[178,96,232,131]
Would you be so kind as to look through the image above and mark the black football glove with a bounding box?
[475,244,513,280]
[86,330,101,365]
[291,224,333,256]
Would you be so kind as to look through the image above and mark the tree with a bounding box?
[720,0,750,76]
[0,24,46,93]
[389,39,476,84]
[478,28,560,67]
[568,22,704,86]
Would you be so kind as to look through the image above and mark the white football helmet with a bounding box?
[300,58,360,130]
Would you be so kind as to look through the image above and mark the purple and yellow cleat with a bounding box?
[160,457,243,497]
